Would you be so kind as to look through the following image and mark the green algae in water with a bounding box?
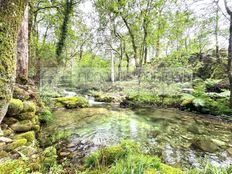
[41,107,232,168]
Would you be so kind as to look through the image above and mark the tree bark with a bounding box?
[122,17,139,69]
[0,0,27,123]
[228,17,232,106]
[56,0,74,63]
[224,0,232,107]
[16,5,29,84]
[215,0,220,60]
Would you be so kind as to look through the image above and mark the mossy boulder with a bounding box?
[191,137,219,153]
[11,120,33,132]
[55,97,89,109]
[94,94,115,103]
[3,117,18,125]
[18,112,35,120]
[13,86,30,100]
[3,128,13,137]
[7,99,24,116]
[6,138,27,151]
[15,131,35,144]
[22,101,36,113]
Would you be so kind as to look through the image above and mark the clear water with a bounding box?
[41,106,232,168]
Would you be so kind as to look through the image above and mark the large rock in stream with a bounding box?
[191,137,219,153]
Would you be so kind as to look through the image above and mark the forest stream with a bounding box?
[40,102,232,169]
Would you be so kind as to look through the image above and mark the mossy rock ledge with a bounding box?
[55,96,90,109]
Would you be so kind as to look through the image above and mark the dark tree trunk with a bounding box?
[122,17,139,69]
[228,16,232,106]
[0,0,27,123]
[224,0,232,107]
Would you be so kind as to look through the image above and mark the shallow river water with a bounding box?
[41,106,232,169]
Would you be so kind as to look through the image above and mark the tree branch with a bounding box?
[224,0,232,15]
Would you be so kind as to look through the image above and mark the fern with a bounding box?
[193,98,205,107]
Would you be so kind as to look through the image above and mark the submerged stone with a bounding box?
[187,124,202,134]
[227,148,232,156]
[191,137,218,153]
[211,139,226,147]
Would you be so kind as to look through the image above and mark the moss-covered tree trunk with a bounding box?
[16,4,29,84]
[224,0,232,107]
[0,0,27,123]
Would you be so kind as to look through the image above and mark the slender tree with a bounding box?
[0,0,28,124]
[56,0,74,63]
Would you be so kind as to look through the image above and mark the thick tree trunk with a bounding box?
[17,5,29,84]
[224,0,232,107]
[0,0,27,123]
[228,16,232,106]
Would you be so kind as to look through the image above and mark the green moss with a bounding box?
[0,159,30,174]
[93,92,115,103]
[6,138,27,151]
[55,97,89,109]
[7,99,24,116]
[11,120,33,132]
[39,107,53,123]
[13,86,30,101]
[15,131,35,143]
[22,101,36,113]
[18,112,35,120]
[160,164,184,174]
[0,0,28,123]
